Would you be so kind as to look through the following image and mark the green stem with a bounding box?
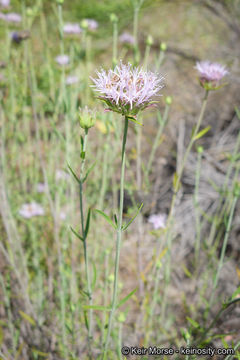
[143,43,151,69]
[146,105,169,178]
[132,0,144,64]
[155,49,165,72]
[208,195,238,310]
[159,90,209,323]
[112,21,118,67]
[102,116,129,360]
[168,90,209,226]
[208,128,240,247]
[194,149,203,267]
[79,129,93,357]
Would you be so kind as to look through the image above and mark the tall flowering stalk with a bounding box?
[92,62,164,358]
[160,60,229,323]
[69,107,96,359]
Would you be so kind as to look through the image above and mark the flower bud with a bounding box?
[197,145,204,154]
[110,13,118,23]
[108,274,114,282]
[56,0,64,4]
[146,35,153,46]
[81,19,88,30]
[78,107,96,130]
[165,96,172,105]
[26,7,34,17]
[118,312,126,323]
[160,42,167,51]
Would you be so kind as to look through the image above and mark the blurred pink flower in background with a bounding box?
[66,75,79,85]
[86,19,98,31]
[36,183,46,193]
[63,23,82,35]
[119,32,134,45]
[5,12,22,23]
[55,54,70,66]
[148,213,167,230]
[59,211,67,221]
[195,61,228,89]
[92,61,164,116]
[0,0,10,8]
[55,169,70,181]
[19,202,45,219]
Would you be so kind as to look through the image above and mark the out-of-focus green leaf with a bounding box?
[94,209,117,229]
[19,311,36,326]
[193,126,211,140]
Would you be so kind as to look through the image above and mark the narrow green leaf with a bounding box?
[82,161,96,183]
[186,316,199,329]
[127,116,143,126]
[122,203,143,231]
[117,288,137,309]
[0,326,3,346]
[114,214,118,226]
[193,125,211,140]
[80,135,84,151]
[65,323,73,335]
[83,310,89,330]
[80,289,90,298]
[32,349,49,357]
[81,151,86,159]
[173,172,180,192]
[94,209,117,229]
[85,208,91,238]
[235,106,240,120]
[67,163,80,184]
[70,226,84,242]
[19,311,36,326]
[208,178,220,193]
[191,124,197,139]
[231,286,240,300]
[182,264,192,278]
[83,305,111,311]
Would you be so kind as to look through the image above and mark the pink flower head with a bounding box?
[119,32,134,45]
[5,12,22,23]
[55,169,70,181]
[148,213,166,230]
[19,202,44,219]
[0,0,10,8]
[66,75,79,85]
[55,54,70,66]
[86,19,98,31]
[36,183,46,193]
[195,61,228,90]
[63,23,82,35]
[91,61,164,116]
